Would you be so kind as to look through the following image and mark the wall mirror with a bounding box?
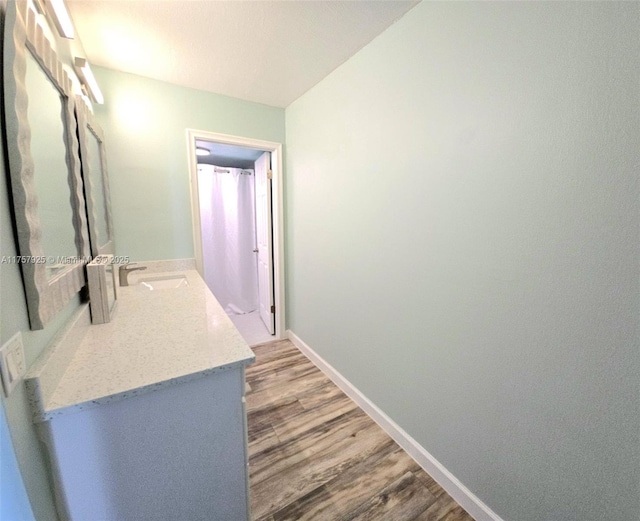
[76,97,115,256]
[3,1,90,329]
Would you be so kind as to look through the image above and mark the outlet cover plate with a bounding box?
[0,332,26,396]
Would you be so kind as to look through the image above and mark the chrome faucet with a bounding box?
[119,263,147,287]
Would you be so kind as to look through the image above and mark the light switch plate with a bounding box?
[0,332,26,396]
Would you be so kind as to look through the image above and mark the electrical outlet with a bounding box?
[0,332,26,396]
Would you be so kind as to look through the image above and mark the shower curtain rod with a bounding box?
[212,166,253,175]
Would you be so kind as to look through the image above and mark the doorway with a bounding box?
[186,129,285,343]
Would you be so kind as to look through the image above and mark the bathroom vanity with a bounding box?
[25,267,255,521]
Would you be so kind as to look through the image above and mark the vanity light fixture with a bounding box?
[74,58,104,104]
[46,0,74,39]
[196,147,210,156]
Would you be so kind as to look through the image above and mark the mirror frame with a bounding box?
[76,97,115,256]
[3,1,90,329]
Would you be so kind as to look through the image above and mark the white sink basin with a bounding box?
[137,274,189,290]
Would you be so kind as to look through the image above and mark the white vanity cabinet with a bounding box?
[25,269,255,521]
[40,367,250,521]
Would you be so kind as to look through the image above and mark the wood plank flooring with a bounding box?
[246,339,475,521]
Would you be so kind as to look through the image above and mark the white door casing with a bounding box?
[186,129,284,339]
[254,152,275,334]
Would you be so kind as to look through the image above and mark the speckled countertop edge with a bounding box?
[27,266,255,423]
[33,360,250,422]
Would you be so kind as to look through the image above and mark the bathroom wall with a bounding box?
[0,1,81,520]
[1,405,35,521]
[1,2,93,519]
[91,68,286,261]
[285,2,639,520]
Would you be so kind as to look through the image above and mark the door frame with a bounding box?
[186,129,285,340]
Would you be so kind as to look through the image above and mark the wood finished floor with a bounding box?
[246,339,475,521]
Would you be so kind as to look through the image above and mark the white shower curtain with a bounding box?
[197,164,258,315]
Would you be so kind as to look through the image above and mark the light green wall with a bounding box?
[285,2,639,520]
[1,1,89,518]
[92,68,285,261]
[1,397,36,521]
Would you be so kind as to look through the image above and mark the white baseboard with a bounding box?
[286,330,504,521]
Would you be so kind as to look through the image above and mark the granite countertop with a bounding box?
[26,268,255,422]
